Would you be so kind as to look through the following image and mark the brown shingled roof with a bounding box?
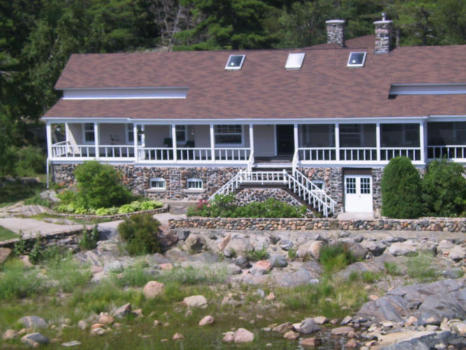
[45,40,466,120]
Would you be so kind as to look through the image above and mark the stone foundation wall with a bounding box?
[169,217,466,232]
[52,164,239,201]
[298,167,344,212]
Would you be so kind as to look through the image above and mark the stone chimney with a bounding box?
[326,19,345,47]
[374,13,393,54]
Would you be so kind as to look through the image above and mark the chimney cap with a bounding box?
[326,19,346,25]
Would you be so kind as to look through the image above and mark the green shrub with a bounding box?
[188,195,307,218]
[0,259,46,299]
[319,244,356,273]
[74,161,132,209]
[11,146,45,177]
[247,247,269,261]
[422,159,466,217]
[407,252,438,282]
[79,225,99,250]
[381,157,423,218]
[118,214,161,255]
[29,238,43,265]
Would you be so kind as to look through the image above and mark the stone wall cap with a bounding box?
[326,19,346,24]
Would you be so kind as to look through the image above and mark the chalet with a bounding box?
[42,17,466,217]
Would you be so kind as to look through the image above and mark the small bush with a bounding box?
[118,214,161,255]
[29,238,44,265]
[381,157,423,218]
[319,244,356,273]
[79,225,99,250]
[113,263,153,288]
[0,259,46,299]
[247,247,269,261]
[384,262,401,276]
[407,252,438,282]
[74,161,132,209]
[422,159,466,217]
[188,195,307,218]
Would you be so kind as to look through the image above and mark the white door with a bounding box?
[344,175,373,213]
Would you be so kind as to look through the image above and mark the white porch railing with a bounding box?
[297,146,422,163]
[340,147,377,161]
[51,142,95,159]
[176,148,212,161]
[299,147,336,161]
[214,148,250,161]
[210,169,337,217]
[138,147,174,161]
[380,147,421,161]
[98,145,134,159]
[428,145,466,160]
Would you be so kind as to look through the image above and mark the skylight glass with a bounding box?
[285,53,305,70]
[347,52,367,67]
[225,55,245,70]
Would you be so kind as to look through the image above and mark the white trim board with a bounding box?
[63,87,188,100]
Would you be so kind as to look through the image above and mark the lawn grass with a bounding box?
[0,225,18,241]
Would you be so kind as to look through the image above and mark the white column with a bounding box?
[335,123,340,161]
[249,124,254,154]
[293,123,299,149]
[94,123,100,159]
[376,122,381,161]
[46,123,52,159]
[140,124,145,147]
[133,124,138,161]
[420,121,427,164]
[210,124,215,161]
[171,124,177,162]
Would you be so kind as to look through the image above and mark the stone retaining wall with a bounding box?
[169,217,466,232]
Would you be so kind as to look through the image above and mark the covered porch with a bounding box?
[47,120,466,166]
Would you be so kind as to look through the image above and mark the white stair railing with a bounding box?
[209,169,337,217]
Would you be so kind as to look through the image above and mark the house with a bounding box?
[42,16,466,217]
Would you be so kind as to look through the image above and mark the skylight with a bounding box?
[225,55,245,70]
[347,52,367,67]
[285,53,305,70]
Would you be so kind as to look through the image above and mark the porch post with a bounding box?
[293,123,299,149]
[46,122,52,159]
[94,123,100,159]
[133,124,138,161]
[335,123,340,161]
[249,124,254,155]
[171,124,177,162]
[420,120,427,164]
[376,122,381,161]
[210,124,215,161]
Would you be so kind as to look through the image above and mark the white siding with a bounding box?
[99,124,126,144]
[254,125,275,156]
[145,125,170,147]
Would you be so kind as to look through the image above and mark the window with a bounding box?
[347,52,367,67]
[150,178,166,190]
[427,122,466,145]
[187,178,203,190]
[214,125,243,145]
[340,124,376,147]
[309,180,325,192]
[225,55,245,70]
[345,177,356,194]
[285,53,305,70]
[360,177,371,194]
[126,124,143,145]
[176,125,187,144]
[381,124,420,147]
[300,125,335,147]
[83,123,95,143]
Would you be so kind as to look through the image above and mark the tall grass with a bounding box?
[407,252,439,282]
[319,244,356,273]
[0,259,46,300]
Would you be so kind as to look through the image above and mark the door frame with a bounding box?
[275,124,294,156]
[344,174,374,213]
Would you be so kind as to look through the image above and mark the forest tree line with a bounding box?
[0,0,465,175]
